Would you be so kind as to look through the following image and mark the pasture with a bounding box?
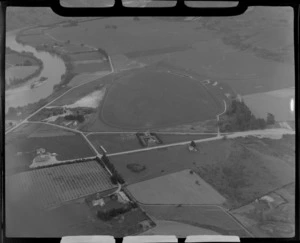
[5,123,95,175]
[127,169,226,205]
[46,11,294,96]
[74,62,111,73]
[6,66,39,84]
[110,136,295,209]
[101,68,222,130]
[141,205,251,237]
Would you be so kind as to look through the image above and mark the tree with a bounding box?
[190,141,196,148]
[266,113,275,125]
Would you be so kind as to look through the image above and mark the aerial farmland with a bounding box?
[4,3,295,238]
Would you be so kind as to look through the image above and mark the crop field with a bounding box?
[141,205,251,237]
[5,123,95,175]
[6,160,115,209]
[110,136,294,209]
[74,62,111,73]
[101,68,222,130]
[127,169,226,205]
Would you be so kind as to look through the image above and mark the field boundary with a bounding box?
[124,188,253,237]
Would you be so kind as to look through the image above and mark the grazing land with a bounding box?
[5,6,294,238]
[231,182,295,237]
[127,169,226,205]
[141,220,219,236]
[101,68,222,129]
[110,136,294,209]
[5,123,95,175]
[74,62,111,73]
[141,205,251,237]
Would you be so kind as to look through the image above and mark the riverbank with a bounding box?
[5,28,68,116]
[6,47,44,89]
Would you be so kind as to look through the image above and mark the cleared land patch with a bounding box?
[6,161,115,209]
[101,69,222,129]
[127,169,226,205]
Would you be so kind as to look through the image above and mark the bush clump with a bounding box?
[126,163,146,173]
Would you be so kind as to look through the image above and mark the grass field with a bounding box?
[231,182,295,237]
[46,12,293,96]
[5,123,95,175]
[6,66,39,84]
[70,51,105,61]
[141,220,219,236]
[18,34,57,46]
[110,136,295,209]
[127,169,226,205]
[74,62,111,73]
[141,205,251,237]
[6,53,38,66]
[6,160,115,209]
[101,68,222,129]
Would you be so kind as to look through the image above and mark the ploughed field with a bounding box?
[101,69,222,129]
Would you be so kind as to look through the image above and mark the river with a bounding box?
[5,30,66,113]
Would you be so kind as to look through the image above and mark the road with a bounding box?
[216,100,227,136]
[107,128,295,157]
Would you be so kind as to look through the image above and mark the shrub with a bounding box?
[110,175,118,185]
[126,163,146,173]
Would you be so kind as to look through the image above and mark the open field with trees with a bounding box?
[110,135,294,209]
